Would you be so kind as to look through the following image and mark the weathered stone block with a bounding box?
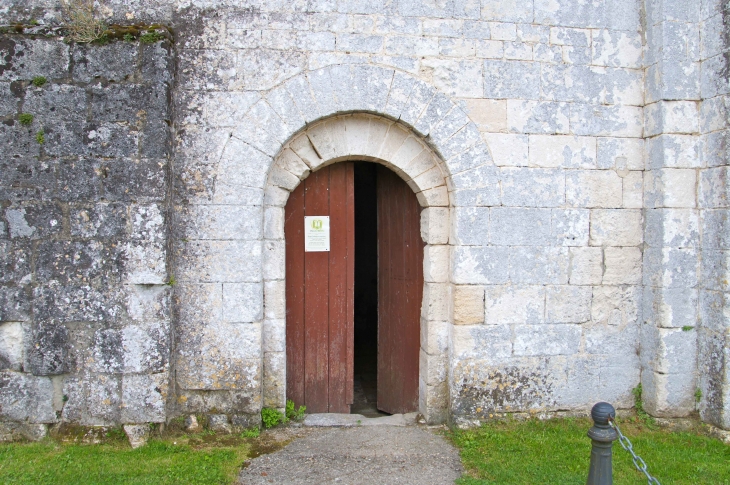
[71,203,129,239]
[0,241,30,285]
[570,104,643,137]
[453,207,489,245]
[453,285,485,325]
[644,208,699,248]
[699,167,729,209]
[452,324,511,361]
[34,284,124,325]
[596,137,644,170]
[263,351,285,408]
[644,286,699,329]
[176,205,262,241]
[643,247,699,288]
[700,250,730,292]
[0,371,55,423]
[124,424,151,449]
[176,321,261,390]
[423,245,450,283]
[422,59,483,98]
[490,207,552,245]
[420,349,447,386]
[421,283,451,322]
[3,203,63,240]
[566,170,623,208]
[623,171,644,209]
[463,99,507,132]
[452,246,510,284]
[84,374,121,425]
[645,101,699,137]
[514,324,581,356]
[646,135,701,169]
[104,158,168,202]
[223,283,263,323]
[591,285,641,327]
[421,319,450,356]
[0,322,25,371]
[589,209,643,246]
[485,285,545,324]
[122,373,167,423]
[73,42,138,83]
[507,100,569,134]
[643,370,698,417]
[483,133,529,167]
[529,135,596,168]
[592,29,642,68]
[176,240,262,283]
[26,323,69,376]
[642,325,698,376]
[0,286,30,323]
[645,169,697,208]
[603,247,642,285]
[484,60,540,99]
[647,58,701,103]
[545,286,592,323]
[449,164,500,206]
[701,130,729,169]
[123,240,167,285]
[420,208,449,245]
[501,168,565,207]
[2,36,70,79]
[509,247,569,284]
[263,319,285,353]
[701,209,730,249]
[552,208,589,246]
[569,247,603,285]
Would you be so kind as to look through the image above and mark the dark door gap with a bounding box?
[353,162,389,417]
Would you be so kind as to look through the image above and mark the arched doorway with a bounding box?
[262,113,452,423]
[284,161,423,414]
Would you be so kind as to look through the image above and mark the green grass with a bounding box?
[0,438,250,484]
[450,417,730,485]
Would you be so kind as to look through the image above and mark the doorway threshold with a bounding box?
[302,412,419,427]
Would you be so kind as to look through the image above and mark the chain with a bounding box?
[608,417,661,485]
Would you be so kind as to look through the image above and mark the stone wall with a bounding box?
[697,0,730,430]
[0,0,728,432]
[0,33,173,438]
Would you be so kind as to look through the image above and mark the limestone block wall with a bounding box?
[0,34,173,438]
[0,0,728,430]
[697,0,730,430]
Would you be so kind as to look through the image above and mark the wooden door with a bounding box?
[376,165,424,414]
[285,163,354,414]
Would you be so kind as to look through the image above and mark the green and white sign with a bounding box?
[304,216,330,252]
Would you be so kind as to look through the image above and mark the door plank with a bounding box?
[376,165,423,414]
[303,168,330,414]
[285,181,306,408]
[327,162,351,413]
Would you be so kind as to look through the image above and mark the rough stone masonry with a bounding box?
[0,0,728,440]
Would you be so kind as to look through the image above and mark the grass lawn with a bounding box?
[0,431,256,485]
[450,417,730,485]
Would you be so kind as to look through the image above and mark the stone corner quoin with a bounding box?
[0,0,728,437]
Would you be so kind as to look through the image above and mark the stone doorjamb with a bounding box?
[262,113,452,423]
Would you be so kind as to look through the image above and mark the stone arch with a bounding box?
[261,113,453,423]
[212,64,497,423]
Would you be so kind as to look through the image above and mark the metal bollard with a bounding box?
[586,402,618,485]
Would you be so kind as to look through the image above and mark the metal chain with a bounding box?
[608,417,662,485]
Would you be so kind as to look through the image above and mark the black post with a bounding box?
[586,402,618,485]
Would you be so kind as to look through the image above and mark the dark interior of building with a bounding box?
[352,162,388,417]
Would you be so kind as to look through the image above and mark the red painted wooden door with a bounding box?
[285,163,354,414]
[376,165,423,414]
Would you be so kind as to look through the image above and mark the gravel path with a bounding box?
[238,425,463,485]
